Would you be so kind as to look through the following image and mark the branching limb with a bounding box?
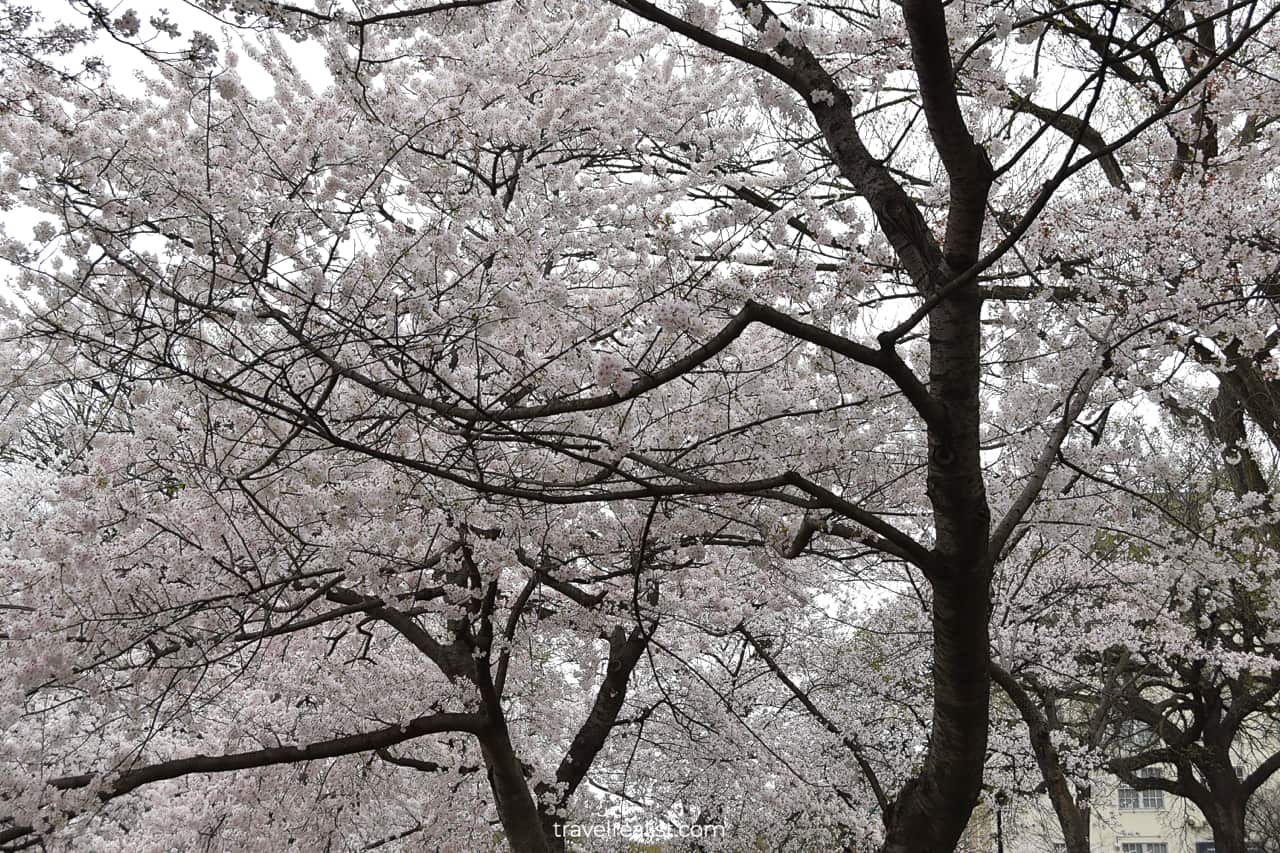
[989,361,1105,561]
[1,712,484,850]
[737,625,891,819]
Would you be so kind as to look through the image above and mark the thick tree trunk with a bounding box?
[1207,799,1250,853]
[882,574,991,853]
[479,723,556,853]
[879,216,992,852]
[876,0,995,842]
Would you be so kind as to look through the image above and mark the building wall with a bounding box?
[1000,775,1216,853]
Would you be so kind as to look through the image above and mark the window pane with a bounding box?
[1119,767,1164,810]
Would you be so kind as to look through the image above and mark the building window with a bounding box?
[1121,844,1168,853]
[1118,768,1164,810]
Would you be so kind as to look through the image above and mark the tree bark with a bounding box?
[537,624,650,845]
[882,573,991,853]
[480,722,555,853]
[990,663,1092,853]
[1206,797,1251,853]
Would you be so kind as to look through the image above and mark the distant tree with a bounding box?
[992,405,1280,853]
[1249,783,1280,853]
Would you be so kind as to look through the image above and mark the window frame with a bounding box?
[1118,767,1165,811]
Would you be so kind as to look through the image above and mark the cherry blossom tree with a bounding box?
[990,406,1280,853]
[981,0,1280,845]
[1,0,1279,851]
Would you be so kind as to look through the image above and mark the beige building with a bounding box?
[987,768,1269,853]
[1002,769,1213,853]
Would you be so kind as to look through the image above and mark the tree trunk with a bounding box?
[1206,796,1251,853]
[479,724,555,853]
[880,223,992,851]
[537,624,650,849]
[882,573,992,853]
[990,663,1091,853]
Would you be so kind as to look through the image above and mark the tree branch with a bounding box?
[2,712,484,848]
[738,625,891,818]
